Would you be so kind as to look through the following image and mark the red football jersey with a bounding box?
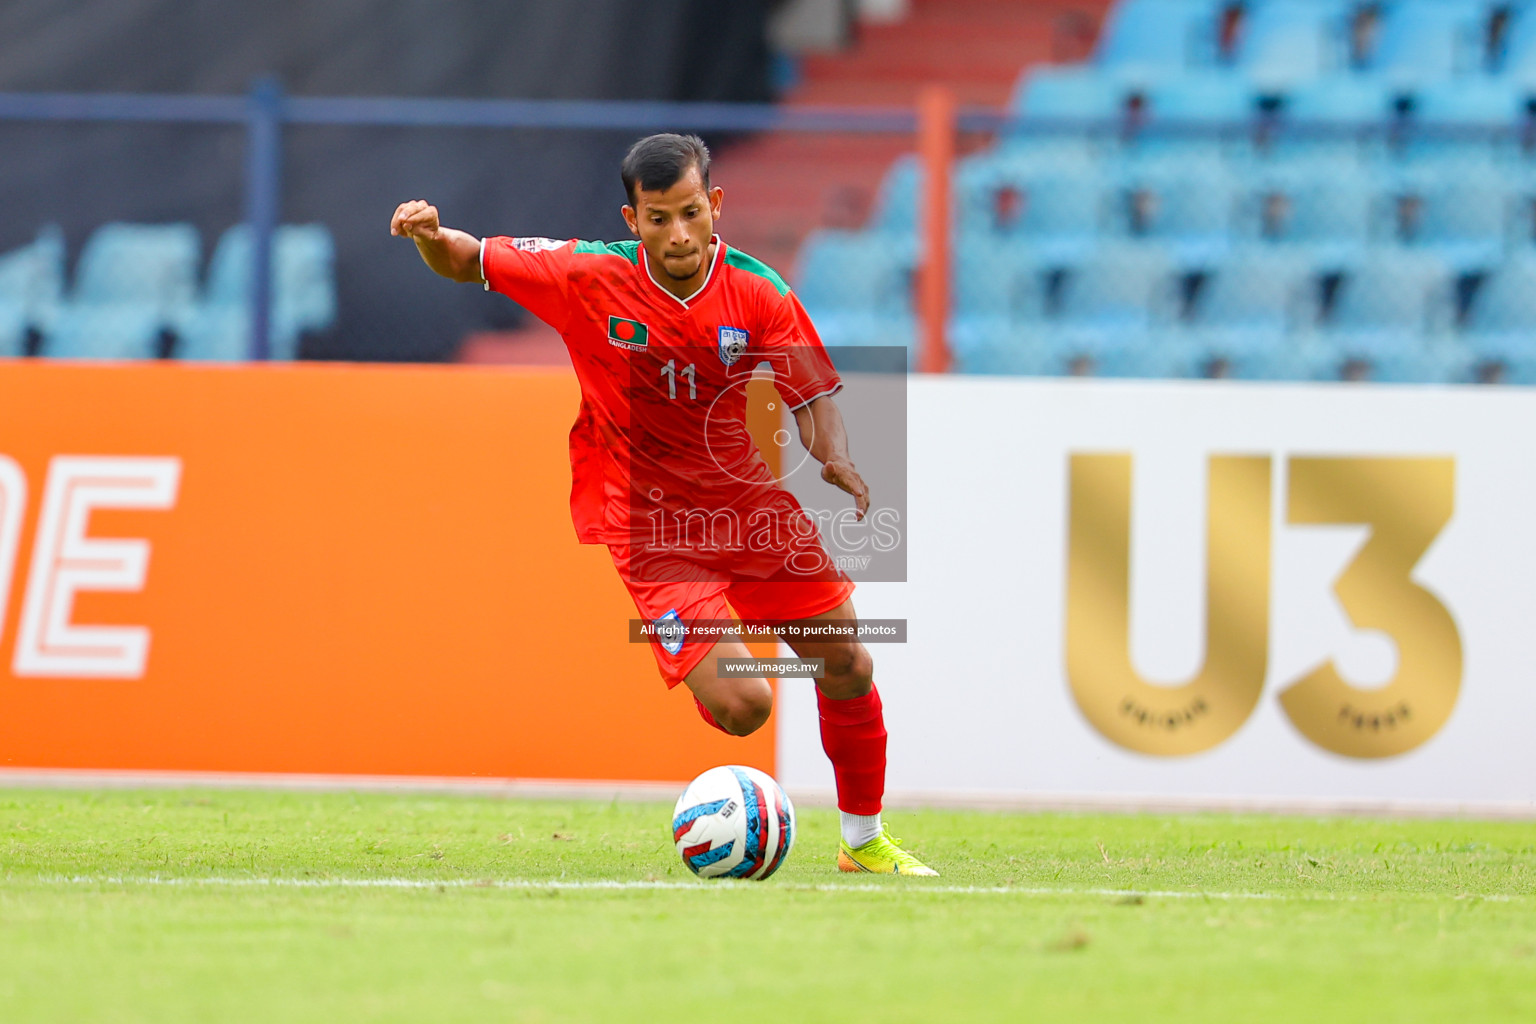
[481,234,843,560]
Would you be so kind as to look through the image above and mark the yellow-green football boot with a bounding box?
[837,824,938,876]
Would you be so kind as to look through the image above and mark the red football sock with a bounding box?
[694,697,731,735]
[816,685,887,816]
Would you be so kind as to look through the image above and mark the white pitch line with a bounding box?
[16,876,1525,902]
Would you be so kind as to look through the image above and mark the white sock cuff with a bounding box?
[840,811,882,848]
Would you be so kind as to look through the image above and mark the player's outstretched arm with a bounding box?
[389,200,484,284]
[793,395,870,520]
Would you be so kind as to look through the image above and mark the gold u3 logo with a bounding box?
[1066,454,1461,759]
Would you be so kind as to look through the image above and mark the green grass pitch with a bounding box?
[2,788,1533,1023]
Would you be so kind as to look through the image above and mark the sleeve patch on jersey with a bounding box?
[511,237,567,252]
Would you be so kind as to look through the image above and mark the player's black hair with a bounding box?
[621,133,711,206]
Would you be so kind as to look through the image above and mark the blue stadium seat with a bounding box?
[986,326,1203,379]
[1095,0,1222,76]
[1364,343,1475,384]
[66,222,200,307]
[0,225,65,316]
[1264,76,1393,169]
[1093,332,1207,378]
[183,223,338,360]
[1109,166,1239,266]
[1051,243,1179,355]
[955,154,1014,236]
[43,305,166,360]
[1002,67,1128,165]
[795,230,913,313]
[1010,66,1131,120]
[1370,0,1483,85]
[950,240,1050,371]
[866,155,920,235]
[1485,357,1536,385]
[1399,173,1510,272]
[794,230,915,349]
[1145,70,1256,121]
[1186,247,1318,358]
[201,224,336,312]
[869,154,1083,242]
[1462,257,1536,364]
[1280,75,1394,120]
[993,125,1104,168]
[274,224,337,339]
[1319,249,1453,358]
[950,318,1051,375]
[958,165,1106,264]
[1410,77,1526,124]
[821,313,916,353]
[177,306,254,363]
[1238,171,1376,270]
[1501,3,1536,79]
[0,225,65,356]
[1236,0,1351,88]
[953,239,1046,321]
[1398,79,1526,170]
[43,223,200,360]
[0,302,24,357]
[1240,338,1345,381]
[1122,72,1260,168]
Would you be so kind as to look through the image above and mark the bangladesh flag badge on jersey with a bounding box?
[608,315,649,351]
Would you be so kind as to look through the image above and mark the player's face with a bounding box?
[623,165,724,283]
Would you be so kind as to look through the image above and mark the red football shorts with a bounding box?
[609,542,855,688]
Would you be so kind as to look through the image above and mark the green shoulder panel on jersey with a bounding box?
[723,247,791,296]
[572,239,641,264]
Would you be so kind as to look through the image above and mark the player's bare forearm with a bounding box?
[389,200,484,284]
[794,395,849,465]
[794,395,870,519]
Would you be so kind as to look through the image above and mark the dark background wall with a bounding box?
[0,0,774,361]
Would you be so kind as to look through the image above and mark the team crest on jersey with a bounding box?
[608,315,650,351]
[717,325,749,366]
[654,609,687,656]
[512,237,566,252]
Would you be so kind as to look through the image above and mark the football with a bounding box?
[672,765,795,880]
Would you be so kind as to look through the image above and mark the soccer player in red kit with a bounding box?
[390,133,934,874]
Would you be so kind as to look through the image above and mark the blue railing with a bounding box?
[0,80,1009,360]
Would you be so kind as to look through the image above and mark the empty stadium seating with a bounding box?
[181,224,338,361]
[1095,0,1222,75]
[1463,256,1536,376]
[1185,246,1315,365]
[44,223,200,360]
[0,222,337,361]
[0,225,63,357]
[794,0,1536,384]
[795,230,916,349]
[1236,0,1346,87]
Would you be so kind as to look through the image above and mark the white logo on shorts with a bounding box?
[655,609,687,656]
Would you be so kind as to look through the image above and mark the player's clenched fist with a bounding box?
[390,199,440,240]
[391,200,482,282]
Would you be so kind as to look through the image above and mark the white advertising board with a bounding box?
[778,376,1536,814]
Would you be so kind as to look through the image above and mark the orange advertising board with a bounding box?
[0,361,773,780]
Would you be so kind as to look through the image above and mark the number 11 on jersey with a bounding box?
[660,360,697,400]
